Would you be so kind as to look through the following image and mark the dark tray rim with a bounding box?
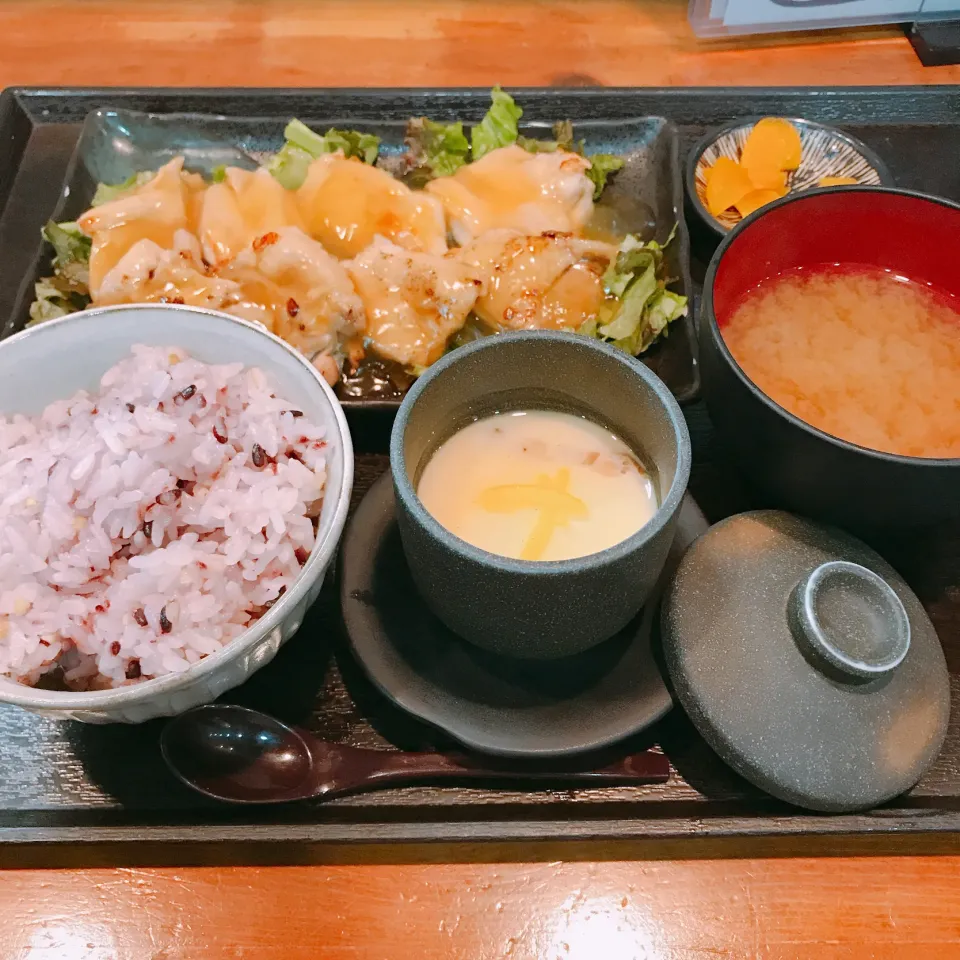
[1,804,959,859]
[9,82,960,95]
[10,84,960,127]
[9,85,960,126]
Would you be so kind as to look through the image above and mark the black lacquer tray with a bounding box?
[0,87,957,866]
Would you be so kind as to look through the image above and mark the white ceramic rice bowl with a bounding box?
[0,304,353,723]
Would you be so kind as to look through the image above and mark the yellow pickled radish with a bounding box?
[748,167,788,192]
[705,156,754,216]
[740,118,803,178]
[818,176,860,187]
[734,188,786,219]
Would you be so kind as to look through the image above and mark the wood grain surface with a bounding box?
[1,0,960,90]
[3,858,960,959]
[2,2,960,957]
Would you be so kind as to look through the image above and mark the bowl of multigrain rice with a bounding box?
[700,187,959,533]
[0,304,353,722]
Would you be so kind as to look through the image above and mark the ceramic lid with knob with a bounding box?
[661,510,950,813]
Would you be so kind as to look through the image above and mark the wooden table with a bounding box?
[2,2,960,957]
[2,0,960,88]
[2,858,960,958]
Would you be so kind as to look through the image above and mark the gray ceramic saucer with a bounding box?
[340,471,708,758]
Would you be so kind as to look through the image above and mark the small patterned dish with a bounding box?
[686,116,893,235]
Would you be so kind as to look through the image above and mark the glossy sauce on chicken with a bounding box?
[298,155,447,258]
[74,143,619,381]
[460,230,616,331]
[348,239,483,368]
[425,145,595,244]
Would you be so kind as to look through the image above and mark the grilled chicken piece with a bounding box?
[297,155,447,259]
[459,230,616,331]
[235,226,365,355]
[197,168,304,268]
[426,145,595,245]
[80,158,201,297]
[96,234,241,311]
[347,238,483,368]
[97,226,363,362]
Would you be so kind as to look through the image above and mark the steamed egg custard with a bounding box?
[417,410,658,562]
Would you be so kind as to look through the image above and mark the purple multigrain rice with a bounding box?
[0,345,327,689]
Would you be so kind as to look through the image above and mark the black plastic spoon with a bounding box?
[160,704,670,804]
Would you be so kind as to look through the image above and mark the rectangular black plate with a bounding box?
[2,93,699,453]
[0,87,957,865]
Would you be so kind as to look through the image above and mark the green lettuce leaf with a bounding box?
[91,170,156,207]
[582,230,687,355]
[283,119,380,164]
[42,221,91,283]
[322,129,381,165]
[585,154,625,199]
[29,221,93,325]
[267,144,314,190]
[405,118,470,182]
[551,120,578,153]
[598,259,659,343]
[267,119,380,189]
[642,289,687,342]
[29,277,90,325]
[210,165,228,183]
[517,119,583,155]
[471,86,522,160]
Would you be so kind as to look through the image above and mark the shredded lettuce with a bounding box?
[471,86,522,160]
[267,120,380,189]
[399,91,622,199]
[41,221,90,284]
[29,221,92,325]
[582,229,687,355]
[518,119,582,155]
[320,128,380,164]
[91,170,155,207]
[267,144,314,191]
[399,88,521,184]
[550,119,577,153]
[406,118,470,181]
[284,119,380,164]
[585,154,625,199]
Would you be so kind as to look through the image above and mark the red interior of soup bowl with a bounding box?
[712,189,960,325]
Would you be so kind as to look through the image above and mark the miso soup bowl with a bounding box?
[700,187,960,533]
[390,331,692,660]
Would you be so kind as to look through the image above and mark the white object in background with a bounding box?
[689,0,960,36]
